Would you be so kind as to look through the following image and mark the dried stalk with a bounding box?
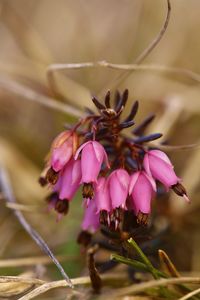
[0,166,73,288]
[0,255,75,268]
[47,61,200,85]
[101,277,200,299]
[0,75,83,117]
[178,288,200,300]
[18,273,128,300]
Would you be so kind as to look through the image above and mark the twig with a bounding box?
[101,277,200,299]
[0,166,73,288]
[0,75,83,118]
[47,61,200,84]
[178,288,200,300]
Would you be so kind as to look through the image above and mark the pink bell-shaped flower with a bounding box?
[94,177,111,213]
[81,199,100,233]
[143,150,180,190]
[108,168,130,209]
[75,141,110,184]
[129,171,156,215]
[50,131,78,172]
[58,158,82,201]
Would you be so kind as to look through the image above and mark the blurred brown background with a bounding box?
[0,0,200,298]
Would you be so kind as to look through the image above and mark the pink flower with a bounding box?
[81,200,100,233]
[58,158,81,201]
[75,141,110,183]
[129,171,156,215]
[108,169,130,209]
[94,177,111,213]
[143,150,180,190]
[50,131,78,172]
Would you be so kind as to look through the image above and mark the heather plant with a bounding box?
[1,0,200,299]
[39,90,191,295]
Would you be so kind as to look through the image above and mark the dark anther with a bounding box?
[55,199,69,215]
[172,183,189,201]
[137,212,149,226]
[92,96,105,110]
[77,230,92,247]
[133,133,163,143]
[46,167,59,185]
[133,114,155,136]
[82,182,95,199]
[46,191,59,204]
[100,210,110,226]
[104,90,111,108]
[124,100,139,122]
[38,176,47,187]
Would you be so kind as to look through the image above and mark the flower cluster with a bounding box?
[40,90,189,243]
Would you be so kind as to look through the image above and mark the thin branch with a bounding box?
[0,166,73,288]
[101,277,200,299]
[0,75,83,118]
[178,288,200,300]
[47,61,200,84]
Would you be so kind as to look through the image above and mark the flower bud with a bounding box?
[50,131,78,172]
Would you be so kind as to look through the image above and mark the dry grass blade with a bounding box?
[98,0,171,94]
[150,142,200,152]
[178,288,200,300]
[47,61,200,85]
[0,276,44,285]
[0,275,44,298]
[0,166,73,288]
[0,75,83,117]
[134,0,171,64]
[18,273,128,300]
[6,202,39,213]
[0,255,73,268]
[159,250,180,277]
[101,277,200,299]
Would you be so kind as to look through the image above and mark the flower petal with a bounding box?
[149,150,173,166]
[74,141,91,160]
[129,172,140,195]
[142,171,157,192]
